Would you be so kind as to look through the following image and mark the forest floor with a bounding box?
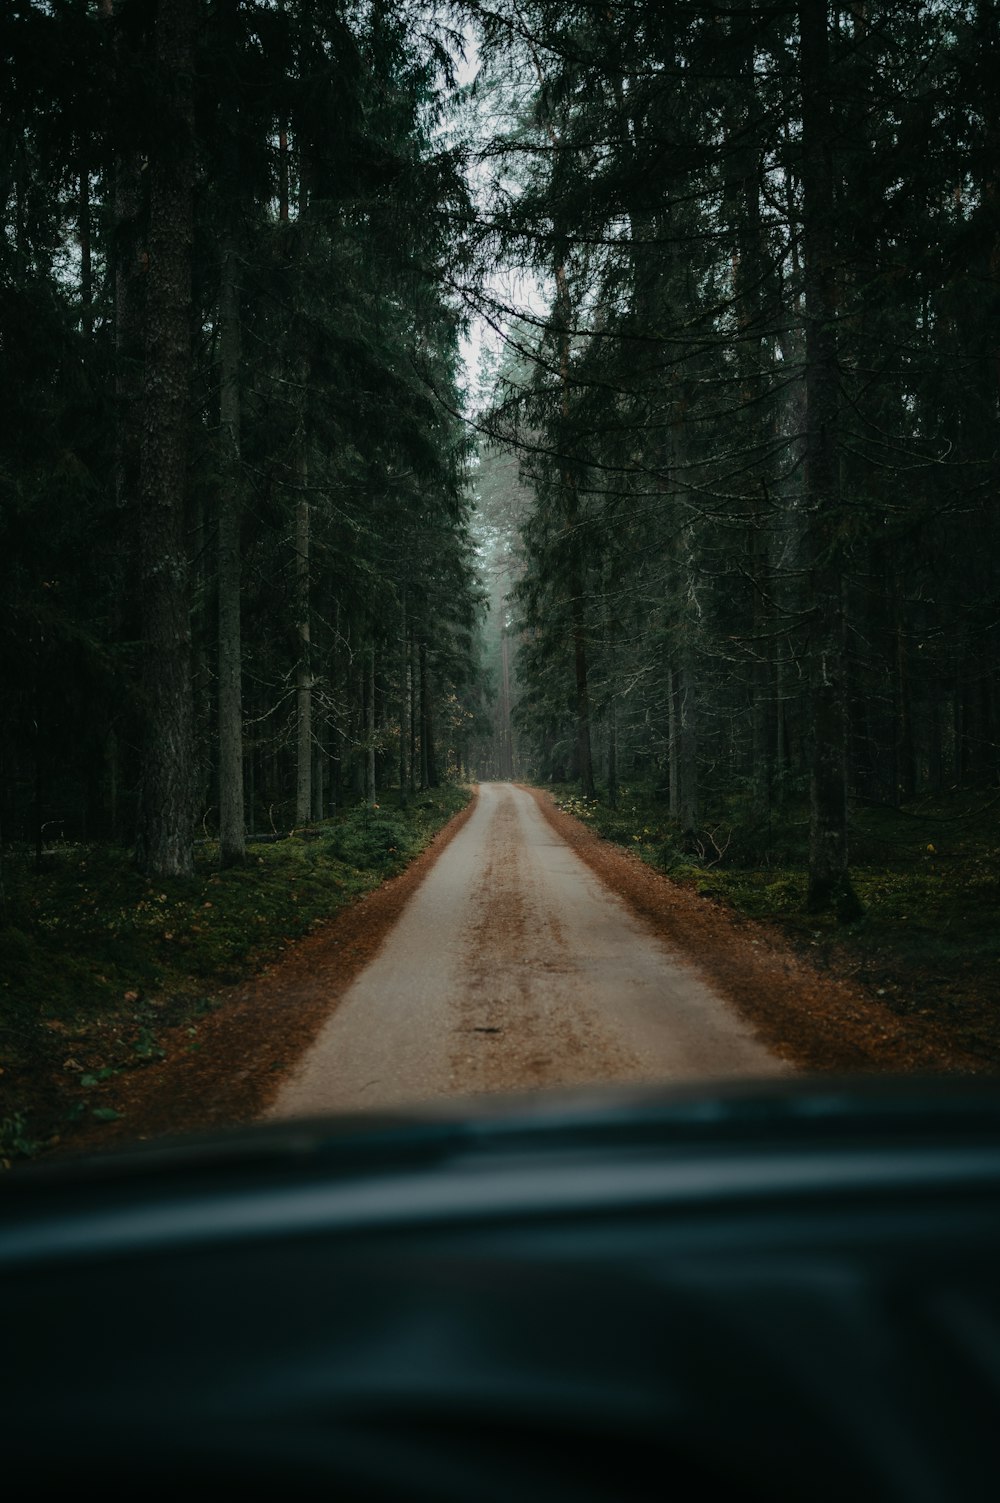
[0,786,472,1167]
[3,778,995,1170]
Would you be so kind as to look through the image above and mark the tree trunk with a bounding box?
[294,442,311,824]
[409,618,418,793]
[607,693,618,810]
[500,611,513,779]
[246,735,255,836]
[894,616,915,804]
[366,642,376,807]
[570,579,595,798]
[135,0,196,879]
[676,659,699,838]
[107,728,120,843]
[557,280,596,799]
[351,655,365,799]
[799,0,862,919]
[293,142,312,825]
[190,485,212,819]
[927,678,943,794]
[668,664,679,819]
[107,0,144,522]
[217,222,245,864]
[311,739,325,820]
[399,588,409,806]
[216,0,245,866]
[102,0,146,848]
[419,640,433,788]
[751,492,774,821]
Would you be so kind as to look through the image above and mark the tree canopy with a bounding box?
[465,0,1000,915]
[1,0,997,917]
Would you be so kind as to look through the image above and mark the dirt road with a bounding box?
[270,782,786,1118]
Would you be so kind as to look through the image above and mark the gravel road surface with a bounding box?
[270,782,787,1117]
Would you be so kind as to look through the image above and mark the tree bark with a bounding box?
[311,739,325,820]
[216,0,245,865]
[217,222,245,863]
[106,0,144,521]
[676,658,699,838]
[751,490,774,821]
[399,589,409,805]
[135,0,196,878]
[570,578,595,798]
[419,640,437,788]
[293,143,312,824]
[668,663,679,819]
[607,692,618,810]
[102,0,146,845]
[294,438,312,823]
[799,0,862,918]
[500,613,514,779]
[365,642,376,807]
[409,618,418,793]
[555,262,595,800]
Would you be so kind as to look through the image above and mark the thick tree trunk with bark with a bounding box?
[217,223,245,864]
[675,657,699,838]
[799,0,862,919]
[311,740,325,821]
[293,149,312,825]
[217,0,245,866]
[135,0,196,878]
[102,0,146,844]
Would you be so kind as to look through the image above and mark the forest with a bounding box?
[2,0,486,884]
[3,0,998,890]
[469,1,1000,927]
[2,3,1000,1155]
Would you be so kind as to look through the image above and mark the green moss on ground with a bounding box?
[547,781,1000,1057]
[0,786,470,1165]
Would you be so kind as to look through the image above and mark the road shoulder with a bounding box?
[525,786,981,1075]
[54,792,481,1154]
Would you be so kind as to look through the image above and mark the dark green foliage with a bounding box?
[471,3,1000,919]
[0,0,485,858]
[325,806,411,869]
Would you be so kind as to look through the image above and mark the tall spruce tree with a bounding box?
[134,0,196,878]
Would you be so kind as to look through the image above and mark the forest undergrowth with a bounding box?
[0,786,471,1166]
[548,781,1000,1066]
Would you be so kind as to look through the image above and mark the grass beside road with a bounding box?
[0,785,471,1166]
[547,781,1000,1065]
